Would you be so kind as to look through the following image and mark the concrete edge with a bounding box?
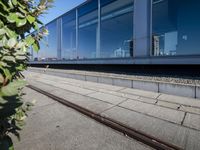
[28,68,200,99]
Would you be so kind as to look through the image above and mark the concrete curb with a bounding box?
[28,68,200,99]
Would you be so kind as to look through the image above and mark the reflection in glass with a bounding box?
[78,0,98,59]
[62,11,76,60]
[152,0,200,56]
[47,22,58,60]
[33,22,58,61]
[100,0,134,58]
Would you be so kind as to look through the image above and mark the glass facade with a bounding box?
[78,0,98,59]
[152,0,200,56]
[61,11,76,60]
[30,0,200,63]
[100,0,134,58]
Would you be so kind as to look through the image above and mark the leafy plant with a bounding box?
[0,0,53,149]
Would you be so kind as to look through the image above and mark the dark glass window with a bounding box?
[78,0,98,17]
[78,1,98,59]
[152,0,200,56]
[62,11,76,60]
[100,0,116,7]
[100,0,134,58]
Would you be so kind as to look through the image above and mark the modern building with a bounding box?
[30,0,200,65]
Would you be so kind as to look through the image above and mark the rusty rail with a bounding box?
[27,84,183,150]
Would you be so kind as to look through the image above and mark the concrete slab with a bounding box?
[27,80,56,93]
[86,75,98,82]
[156,101,180,110]
[37,79,95,96]
[98,77,113,85]
[102,106,188,149]
[180,106,200,115]
[80,81,124,92]
[185,129,200,150]
[183,113,200,131]
[66,73,76,79]
[50,88,114,114]
[88,92,127,105]
[159,83,195,98]
[120,88,160,99]
[137,97,157,104]
[22,87,56,108]
[15,90,151,150]
[100,89,140,100]
[158,94,200,108]
[119,100,185,124]
[132,80,158,92]
[113,78,132,88]
[74,74,86,81]
[196,86,200,99]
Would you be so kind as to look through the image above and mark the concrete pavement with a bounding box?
[21,71,200,150]
[13,87,152,150]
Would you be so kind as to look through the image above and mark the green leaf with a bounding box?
[25,36,35,46]
[5,27,17,38]
[0,1,9,12]
[1,80,26,97]
[16,41,25,49]
[34,22,39,30]
[18,7,27,14]
[0,74,4,83]
[0,67,12,80]
[7,13,18,23]
[7,38,17,48]
[0,28,6,35]
[12,0,17,5]
[8,0,14,9]
[0,61,9,67]
[27,15,35,24]
[16,18,27,27]
[16,64,25,71]
[16,55,27,60]
[16,12,25,18]
[2,56,16,63]
[32,42,39,52]
[2,35,8,46]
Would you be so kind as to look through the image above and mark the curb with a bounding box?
[28,68,200,99]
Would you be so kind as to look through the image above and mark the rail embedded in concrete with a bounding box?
[27,84,183,150]
[28,68,200,99]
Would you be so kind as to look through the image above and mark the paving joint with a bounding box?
[181,112,187,125]
[99,98,129,115]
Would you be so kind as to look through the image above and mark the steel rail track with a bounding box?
[27,84,183,150]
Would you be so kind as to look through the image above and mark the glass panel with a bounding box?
[100,0,116,7]
[78,1,98,59]
[33,22,58,61]
[62,11,76,60]
[100,0,134,58]
[152,0,200,56]
[78,0,98,17]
